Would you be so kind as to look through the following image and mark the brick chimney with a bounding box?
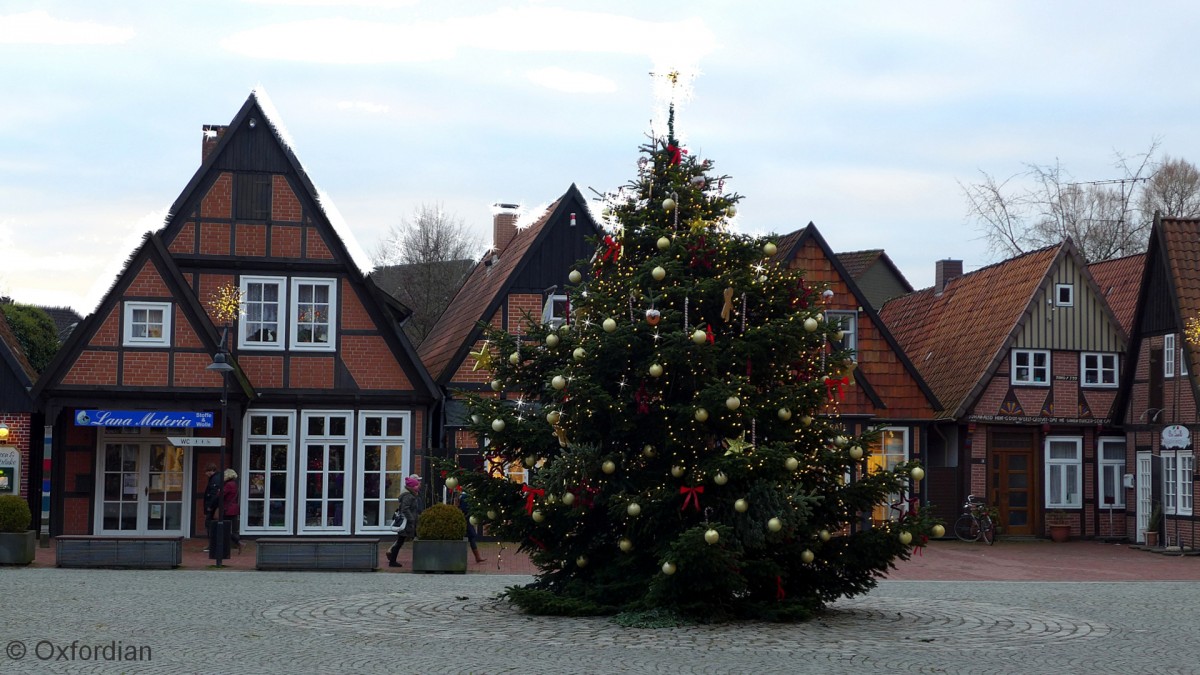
[492,203,520,253]
[202,124,228,163]
[935,259,963,294]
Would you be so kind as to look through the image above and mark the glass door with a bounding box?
[97,439,189,535]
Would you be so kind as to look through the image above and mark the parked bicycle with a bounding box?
[953,494,995,545]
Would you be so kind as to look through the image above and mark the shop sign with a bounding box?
[74,410,214,428]
[1161,424,1191,449]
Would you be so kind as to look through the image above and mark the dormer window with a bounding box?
[542,294,568,329]
[1055,284,1074,307]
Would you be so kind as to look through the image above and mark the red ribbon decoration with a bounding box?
[775,575,786,601]
[635,382,650,415]
[825,376,849,401]
[705,325,715,344]
[666,143,687,165]
[601,234,622,262]
[529,536,547,550]
[521,484,545,514]
[679,485,704,511]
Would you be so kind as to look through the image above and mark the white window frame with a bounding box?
[123,301,172,347]
[1055,283,1074,307]
[1097,437,1125,509]
[290,278,337,351]
[241,410,296,534]
[238,276,285,350]
[542,294,568,329]
[298,410,352,534]
[1165,334,1177,378]
[1163,452,1194,517]
[355,411,411,533]
[1045,436,1082,508]
[1081,352,1119,388]
[1012,349,1051,386]
[827,311,858,360]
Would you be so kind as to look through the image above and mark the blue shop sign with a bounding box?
[75,410,214,428]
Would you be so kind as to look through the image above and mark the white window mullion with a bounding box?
[355,411,411,534]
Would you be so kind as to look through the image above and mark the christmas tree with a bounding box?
[447,83,939,622]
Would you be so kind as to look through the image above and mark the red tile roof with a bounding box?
[418,201,561,384]
[1087,253,1145,336]
[837,249,883,279]
[880,245,1062,419]
[1161,219,1200,375]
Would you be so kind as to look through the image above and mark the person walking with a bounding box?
[386,475,422,567]
[221,468,241,553]
[202,463,222,552]
[459,490,485,564]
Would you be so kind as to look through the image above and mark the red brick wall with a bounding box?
[173,352,225,388]
[169,221,197,255]
[272,225,301,258]
[342,335,412,390]
[91,307,119,347]
[235,223,267,257]
[174,307,203,349]
[62,351,118,386]
[289,356,334,389]
[200,222,232,256]
[126,262,171,297]
[240,355,284,389]
[201,173,232,219]
[507,293,541,333]
[196,274,234,326]
[272,175,301,222]
[340,281,374,330]
[121,352,169,387]
[306,226,333,260]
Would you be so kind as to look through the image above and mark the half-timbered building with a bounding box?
[33,91,438,539]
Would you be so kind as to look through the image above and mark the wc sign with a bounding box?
[1161,424,1191,449]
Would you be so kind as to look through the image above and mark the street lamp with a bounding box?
[206,345,235,567]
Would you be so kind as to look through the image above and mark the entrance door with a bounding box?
[1136,451,1152,543]
[98,440,189,534]
[990,431,1036,536]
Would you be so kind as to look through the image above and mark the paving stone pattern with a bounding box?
[2,567,1198,674]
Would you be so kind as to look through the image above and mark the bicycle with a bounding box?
[953,494,996,545]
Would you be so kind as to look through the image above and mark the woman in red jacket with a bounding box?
[221,468,241,553]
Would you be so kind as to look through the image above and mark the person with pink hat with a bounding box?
[386,474,423,567]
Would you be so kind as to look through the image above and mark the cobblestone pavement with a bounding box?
[2,567,1199,674]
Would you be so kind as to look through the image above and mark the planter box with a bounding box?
[56,536,183,569]
[1047,524,1071,543]
[0,530,35,565]
[411,539,468,574]
[255,537,379,571]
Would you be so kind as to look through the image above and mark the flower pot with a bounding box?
[1143,531,1159,548]
[411,538,468,574]
[0,530,36,565]
[1047,523,1070,543]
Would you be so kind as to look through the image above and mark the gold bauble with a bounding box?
[777,407,792,421]
[657,236,671,250]
[445,476,459,490]
[573,347,586,361]
[602,460,616,475]
[546,410,561,425]
[562,492,576,506]
[662,561,677,575]
[490,380,503,391]
[691,329,707,344]
[670,465,685,478]
[713,471,728,486]
[734,498,749,513]
[509,351,520,364]
[848,445,864,460]
[767,517,782,532]
[800,549,814,564]
[486,510,497,520]
[932,524,946,538]
[726,396,741,411]
[694,408,709,422]
[785,457,799,472]
[532,510,545,523]
[568,269,582,283]
[662,198,676,211]
[491,419,506,432]
[619,538,633,552]
[627,502,642,517]
[642,444,656,458]
[911,466,926,481]
[649,363,664,377]
[899,531,913,545]
[546,333,560,348]
[819,529,831,541]
[576,555,588,568]
[803,317,818,332]
[603,318,617,333]
[552,375,566,390]
[652,266,667,281]
[763,242,777,256]
[704,529,720,545]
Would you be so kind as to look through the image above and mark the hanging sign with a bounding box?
[166,436,223,447]
[74,410,214,428]
[1161,424,1191,449]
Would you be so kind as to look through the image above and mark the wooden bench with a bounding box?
[254,537,380,571]
[56,535,184,569]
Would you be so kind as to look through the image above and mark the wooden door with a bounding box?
[990,431,1037,536]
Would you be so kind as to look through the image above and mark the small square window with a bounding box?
[542,294,568,329]
[1081,352,1118,388]
[123,302,172,347]
[1055,284,1074,307]
[1012,349,1050,385]
[826,311,858,361]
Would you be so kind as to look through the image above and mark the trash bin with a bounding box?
[209,520,231,561]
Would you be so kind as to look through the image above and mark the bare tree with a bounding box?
[961,142,1159,263]
[1138,155,1200,223]
[371,204,482,346]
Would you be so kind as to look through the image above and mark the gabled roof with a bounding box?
[836,249,914,293]
[881,244,1065,419]
[418,185,594,385]
[1088,253,1145,336]
[775,223,942,416]
[37,306,83,342]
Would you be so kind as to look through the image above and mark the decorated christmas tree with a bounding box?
[447,80,939,622]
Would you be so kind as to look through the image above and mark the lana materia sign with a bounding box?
[74,410,214,428]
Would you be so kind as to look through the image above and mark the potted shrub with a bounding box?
[1144,504,1163,548]
[1046,511,1071,543]
[0,495,35,565]
[411,503,468,573]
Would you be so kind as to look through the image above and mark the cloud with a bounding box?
[222,7,717,71]
[526,67,617,94]
[0,10,134,45]
[336,100,391,114]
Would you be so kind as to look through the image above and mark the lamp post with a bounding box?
[206,336,235,567]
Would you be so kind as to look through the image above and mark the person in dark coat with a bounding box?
[221,468,241,553]
[386,475,423,567]
[202,463,222,551]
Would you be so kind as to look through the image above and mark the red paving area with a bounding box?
[26,537,1200,580]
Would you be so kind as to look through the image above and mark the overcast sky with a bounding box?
[4,1,1200,315]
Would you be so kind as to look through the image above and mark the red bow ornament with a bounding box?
[679,485,704,512]
[825,375,849,401]
[521,484,545,514]
[601,234,622,262]
[666,143,687,166]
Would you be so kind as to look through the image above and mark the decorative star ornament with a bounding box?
[688,217,708,235]
[470,341,492,371]
[724,433,754,456]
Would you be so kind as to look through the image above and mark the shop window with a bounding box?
[868,427,908,522]
[123,302,171,347]
[300,411,351,532]
[357,411,409,531]
[243,411,295,532]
